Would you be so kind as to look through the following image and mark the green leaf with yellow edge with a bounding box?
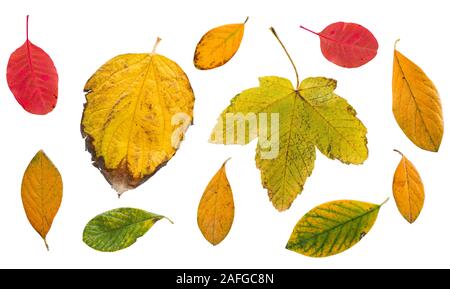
[82,207,172,252]
[81,38,194,196]
[210,28,368,211]
[286,199,387,257]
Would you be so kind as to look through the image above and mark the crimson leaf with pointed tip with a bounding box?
[300,22,378,68]
[7,15,58,115]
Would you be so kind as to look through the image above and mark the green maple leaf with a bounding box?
[210,28,368,211]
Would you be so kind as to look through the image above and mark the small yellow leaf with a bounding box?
[81,38,194,195]
[21,150,63,250]
[197,159,234,245]
[392,150,424,223]
[194,18,247,70]
[392,42,444,152]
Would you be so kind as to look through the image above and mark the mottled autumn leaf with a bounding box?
[194,17,247,70]
[21,150,62,250]
[300,22,378,68]
[83,208,172,252]
[7,15,58,115]
[392,150,425,223]
[81,38,194,196]
[197,159,234,245]
[286,199,387,257]
[392,40,443,152]
[210,28,368,211]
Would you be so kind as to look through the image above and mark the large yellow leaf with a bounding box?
[194,18,247,70]
[392,150,424,223]
[21,150,63,250]
[392,42,443,152]
[81,39,194,195]
[211,77,367,211]
[197,159,234,245]
[286,199,386,257]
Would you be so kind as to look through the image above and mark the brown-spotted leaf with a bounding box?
[197,159,234,245]
[21,150,63,250]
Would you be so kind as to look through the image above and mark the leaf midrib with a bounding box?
[293,205,380,245]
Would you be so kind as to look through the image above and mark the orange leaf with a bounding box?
[392,41,444,152]
[197,159,234,245]
[392,150,424,223]
[21,150,63,250]
[194,18,247,70]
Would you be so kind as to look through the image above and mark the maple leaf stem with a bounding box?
[244,16,249,24]
[269,27,300,88]
[26,15,30,40]
[152,37,162,54]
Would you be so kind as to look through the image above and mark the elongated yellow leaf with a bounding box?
[286,199,386,257]
[197,159,234,245]
[393,42,443,152]
[194,18,247,70]
[21,150,63,250]
[81,38,194,195]
[392,150,424,223]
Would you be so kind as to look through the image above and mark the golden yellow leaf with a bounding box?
[197,159,234,245]
[392,41,444,152]
[392,150,424,223]
[194,18,247,70]
[81,38,194,195]
[21,150,63,250]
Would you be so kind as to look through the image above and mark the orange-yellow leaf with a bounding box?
[194,18,247,70]
[392,42,444,152]
[392,150,424,223]
[197,159,234,245]
[21,150,63,250]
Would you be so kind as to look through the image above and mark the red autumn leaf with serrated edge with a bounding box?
[300,22,378,68]
[7,15,58,115]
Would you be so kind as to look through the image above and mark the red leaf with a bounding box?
[7,15,58,115]
[300,22,378,68]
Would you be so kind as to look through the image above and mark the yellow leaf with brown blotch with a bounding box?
[194,18,248,70]
[197,159,234,245]
[392,150,425,223]
[21,150,63,250]
[392,41,444,152]
[81,38,194,196]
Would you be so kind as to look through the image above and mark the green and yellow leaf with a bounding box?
[210,76,367,211]
[82,207,172,252]
[286,199,386,257]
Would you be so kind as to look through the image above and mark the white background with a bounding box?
[0,0,448,268]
